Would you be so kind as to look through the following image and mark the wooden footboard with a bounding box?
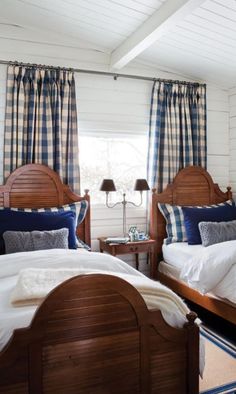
[0,274,199,394]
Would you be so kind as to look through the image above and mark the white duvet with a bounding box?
[0,248,191,351]
[180,240,236,303]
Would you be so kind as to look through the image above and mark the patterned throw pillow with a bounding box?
[8,200,88,228]
[158,200,234,245]
[3,228,69,254]
[199,220,236,247]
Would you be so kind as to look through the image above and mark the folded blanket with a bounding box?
[11,267,190,328]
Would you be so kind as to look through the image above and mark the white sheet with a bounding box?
[180,240,236,303]
[162,241,236,304]
[159,261,235,304]
[0,248,190,351]
[162,242,204,269]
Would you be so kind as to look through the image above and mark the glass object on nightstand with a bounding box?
[128,226,140,242]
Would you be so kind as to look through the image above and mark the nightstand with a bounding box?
[98,237,155,276]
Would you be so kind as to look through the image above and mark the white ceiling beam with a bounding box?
[110,0,207,70]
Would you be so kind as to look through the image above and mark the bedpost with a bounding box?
[227,186,232,200]
[149,188,167,279]
[184,312,199,394]
[150,188,158,278]
[83,189,91,247]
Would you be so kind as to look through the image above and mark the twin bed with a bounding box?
[150,165,236,325]
[0,163,200,394]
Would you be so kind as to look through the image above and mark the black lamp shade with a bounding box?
[134,179,150,191]
[100,179,116,192]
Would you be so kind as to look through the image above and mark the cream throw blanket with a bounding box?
[11,267,190,327]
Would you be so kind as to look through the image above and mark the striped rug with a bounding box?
[200,326,236,394]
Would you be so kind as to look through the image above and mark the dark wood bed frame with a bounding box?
[150,165,236,325]
[0,164,199,394]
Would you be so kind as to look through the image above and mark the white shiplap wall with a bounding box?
[229,88,236,197]
[0,57,230,274]
[207,86,229,191]
[0,68,6,177]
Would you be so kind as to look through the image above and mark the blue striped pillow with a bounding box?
[158,200,234,245]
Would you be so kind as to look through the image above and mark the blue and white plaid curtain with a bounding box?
[4,65,80,193]
[147,81,207,193]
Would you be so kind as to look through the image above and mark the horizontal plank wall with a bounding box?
[0,68,5,179]
[0,44,230,273]
[229,88,236,197]
[207,86,229,191]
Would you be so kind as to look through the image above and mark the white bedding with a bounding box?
[162,242,204,269]
[0,248,191,352]
[162,241,236,303]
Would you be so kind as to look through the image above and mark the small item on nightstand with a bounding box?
[138,231,149,241]
[128,226,139,242]
[128,226,149,242]
[105,237,129,244]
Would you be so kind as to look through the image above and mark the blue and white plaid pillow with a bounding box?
[9,200,88,228]
[158,200,234,245]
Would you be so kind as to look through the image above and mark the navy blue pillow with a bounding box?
[0,209,77,253]
[182,204,236,245]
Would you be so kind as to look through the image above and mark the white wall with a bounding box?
[0,44,230,274]
[229,88,236,196]
[207,86,229,191]
[0,68,6,177]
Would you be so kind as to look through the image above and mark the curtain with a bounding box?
[147,81,207,193]
[4,65,80,193]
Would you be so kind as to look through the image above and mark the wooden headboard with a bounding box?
[0,164,91,245]
[150,166,232,276]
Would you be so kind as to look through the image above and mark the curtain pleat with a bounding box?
[4,65,80,193]
[147,81,207,193]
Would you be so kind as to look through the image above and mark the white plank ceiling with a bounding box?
[0,0,166,52]
[1,0,236,87]
[138,0,236,87]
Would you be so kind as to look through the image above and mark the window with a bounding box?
[80,134,148,205]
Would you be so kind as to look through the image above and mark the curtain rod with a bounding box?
[0,59,206,87]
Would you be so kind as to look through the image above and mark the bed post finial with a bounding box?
[227,186,232,199]
[185,311,199,393]
[84,189,89,195]
[185,311,198,326]
[152,188,156,194]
